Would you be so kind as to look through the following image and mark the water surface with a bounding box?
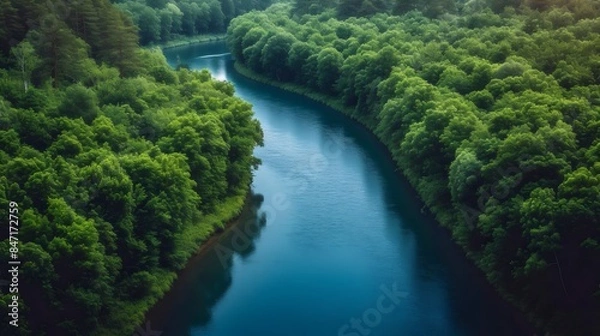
[153,41,533,336]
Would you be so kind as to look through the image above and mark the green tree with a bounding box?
[96,10,141,76]
[338,0,364,18]
[520,188,561,275]
[316,47,344,93]
[0,0,24,55]
[0,1,265,335]
[137,6,161,45]
[147,0,168,9]
[449,148,483,204]
[58,84,100,124]
[45,198,114,332]
[288,41,317,82]
[293,0,328,16]
[261,32,297,81]
[30,15,91,85]
[10,41,40,92]
[221,0,235,22]
[208,0,226,31]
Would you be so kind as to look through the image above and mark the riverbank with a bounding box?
[232,63,454,223]
[93,190,250,336]
[232,61,548,334]
[234,63,357,119]
[147,34,227,50]
[139,192,265,333]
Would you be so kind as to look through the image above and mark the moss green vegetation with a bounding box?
[234,62,352,114]
[115,0,276,46]
[95,193,248,336]
[153,33,227,50]
[228,1,600,334]
[0,0,263,335]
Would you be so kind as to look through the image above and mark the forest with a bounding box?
[113,0,275,45]
[227,0,600,334]
[0,0,263,335]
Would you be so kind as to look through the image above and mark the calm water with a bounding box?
[152,41,534,336]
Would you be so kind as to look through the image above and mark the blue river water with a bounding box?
[148,41,534,336]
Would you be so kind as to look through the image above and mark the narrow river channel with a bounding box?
[148,41,534,336]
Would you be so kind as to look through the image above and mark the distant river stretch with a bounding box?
[150,41,534,336]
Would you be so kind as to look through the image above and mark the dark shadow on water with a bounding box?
[143,192,267,336]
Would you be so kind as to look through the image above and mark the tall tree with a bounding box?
[96,11,141,76]
[260,32,296,81]
[0,0,25,56]
[10,40,40,92]
[29,14,90,86]
[317,47,344,93]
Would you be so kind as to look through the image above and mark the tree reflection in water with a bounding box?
[143,192,267,336]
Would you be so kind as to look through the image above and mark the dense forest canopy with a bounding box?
[292,0,600,19]
[0,0,263,335]
[112,0,275,44]
[228,1,600,334]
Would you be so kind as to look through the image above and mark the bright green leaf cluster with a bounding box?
[0,1,263,335]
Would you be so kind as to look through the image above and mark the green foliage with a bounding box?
[29,15,92,86]
[229,4,600,335]
[293,0,335,16]
[292,0,600,20]
[58,84,101,124]
[0,1,263,335]
[10,41,40,92]
[0,0,143,79]
[261,32,297,80]
[116,0,276,45]
[317,47,344,93]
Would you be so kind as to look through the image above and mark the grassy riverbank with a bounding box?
[147,34,227,50]
[234,63,355,118]
[94,191,249,336]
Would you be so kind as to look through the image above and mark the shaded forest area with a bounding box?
[228,0,600,334]
[0,0,263,335]
[113,0,275,45]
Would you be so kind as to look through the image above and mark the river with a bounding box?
[148,41,534,336]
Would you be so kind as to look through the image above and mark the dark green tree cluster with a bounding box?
[0,0,141,80]
[291,0,457,18]
[0,0,263,335]
[114,0,275,45]
[228,3,600,335]
[291,0,600,19]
